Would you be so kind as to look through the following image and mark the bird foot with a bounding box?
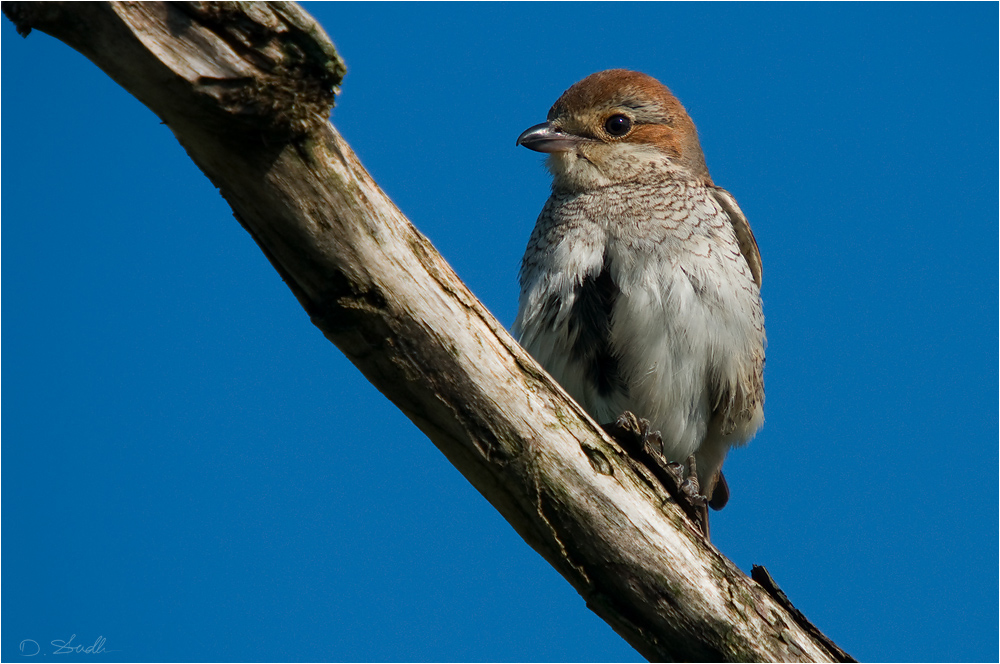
[679,454,705,506]
[602,412,710,539]
[680,454,710,541]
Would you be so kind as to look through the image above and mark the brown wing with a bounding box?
[709,186,762,289]
[704,188,766,512]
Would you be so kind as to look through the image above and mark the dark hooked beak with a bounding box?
[516,122,582,153]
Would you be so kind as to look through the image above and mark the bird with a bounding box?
[513,69,765,514]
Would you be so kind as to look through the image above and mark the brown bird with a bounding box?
[513,69,765,514]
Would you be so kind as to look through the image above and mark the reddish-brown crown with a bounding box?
[548,69,711,182]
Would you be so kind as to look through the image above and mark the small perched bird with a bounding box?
[513,69,765,510]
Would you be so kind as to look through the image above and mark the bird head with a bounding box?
[517,69,711,193]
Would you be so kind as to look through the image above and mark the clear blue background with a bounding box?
[4,3,997,662]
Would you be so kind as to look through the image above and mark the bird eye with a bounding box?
[604,114,632,137]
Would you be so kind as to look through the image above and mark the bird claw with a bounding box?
[680,455,706,506]
[602,413,710,539]
[680,454,710,540]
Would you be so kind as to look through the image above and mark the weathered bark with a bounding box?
[1,3,853,662]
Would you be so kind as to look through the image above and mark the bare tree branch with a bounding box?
[2,3,853,661]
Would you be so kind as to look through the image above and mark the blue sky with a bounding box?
[3,3,996,662]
